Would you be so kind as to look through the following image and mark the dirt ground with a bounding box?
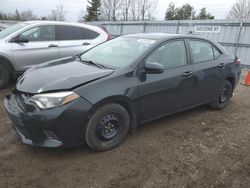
[0,70,249,188]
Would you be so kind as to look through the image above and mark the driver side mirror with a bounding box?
[144,62,164,74]
[10,35,29,43]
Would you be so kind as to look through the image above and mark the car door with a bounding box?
[188,39,224,104]
[11,25,59,71]
[138,39,197,122]
[58,25,99,58]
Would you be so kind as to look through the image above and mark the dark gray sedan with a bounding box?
[4,33,241,151]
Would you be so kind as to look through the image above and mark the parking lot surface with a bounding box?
[0,70,249,188]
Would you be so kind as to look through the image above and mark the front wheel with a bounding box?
[209,80,233,110]
[85,103,130,151]
[0,64,10,89]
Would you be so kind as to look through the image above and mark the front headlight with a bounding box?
[29,91,80,109]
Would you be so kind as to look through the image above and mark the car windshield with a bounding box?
[80,36,156,68]
[0,23,28,39]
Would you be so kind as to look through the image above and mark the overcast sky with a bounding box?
[0,0,237,21]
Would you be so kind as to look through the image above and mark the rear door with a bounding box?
[58,25,100,58]
[138,39,197,122]
[188,39,224,104]
[11,25,59,71]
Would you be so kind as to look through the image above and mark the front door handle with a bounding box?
[48,44,58,48]
[82,42,90,45]
[218,63,226,68]
[181,71,193,78]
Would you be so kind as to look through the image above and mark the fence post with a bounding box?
[143,22,147,33]
[234,21,243,56]
[120,22,123,35]
[176,21,180,34]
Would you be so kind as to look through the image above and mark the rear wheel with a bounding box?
[209,80,233,110]
[0,64,10,89]
[85,103,130,151]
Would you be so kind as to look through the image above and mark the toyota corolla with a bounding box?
[4,33,241,151]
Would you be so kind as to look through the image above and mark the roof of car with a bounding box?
[22,21,107,33]
[24,20,89,27]
[123,33,202,40]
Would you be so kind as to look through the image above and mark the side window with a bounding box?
[213,47,221,59]
[20,25,55,41]
[189,40,214,63]
[82,28,100,39]
[59,26,99,40]
[59,26,83,40]
[147,40,187,69]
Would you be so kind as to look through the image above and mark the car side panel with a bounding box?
[191,59,224,103]
[12,41,60,71]
[74,69,139,112]
[58,40,94,58]
[137,65,197,122]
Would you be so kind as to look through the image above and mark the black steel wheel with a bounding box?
[85,103,130,151]
[96,113,122,140]
[209,80,233,110]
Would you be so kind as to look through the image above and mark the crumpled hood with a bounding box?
[16,57,114,94]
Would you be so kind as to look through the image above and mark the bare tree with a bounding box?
[57,4,66,21]
[129,0,158,21]
[100,0,112,21]
[101,0,122,21]
[100,0,157,21]
[139,0,158,21]
[145,0,158,21]
[122,0,132,21]
[48,3,66,21]
[48,10,58,20]
[130,0,141,21]
[140,0,147,21]
[78,9,85,22]
[20,10,37,21]
[227,0,250,19]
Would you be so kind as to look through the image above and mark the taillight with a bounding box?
[107,34,112,40]
[234,58,241,65]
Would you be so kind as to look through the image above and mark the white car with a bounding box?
[0,21,111,88]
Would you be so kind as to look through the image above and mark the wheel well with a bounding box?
[226,76,235,89]
[89,97,138,131]
[0,56,14,74]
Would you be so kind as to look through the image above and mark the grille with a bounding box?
[13,90,36,112]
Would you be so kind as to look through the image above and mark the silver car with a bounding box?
[0,21,111,88]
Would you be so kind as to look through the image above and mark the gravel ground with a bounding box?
[0,69,249,188]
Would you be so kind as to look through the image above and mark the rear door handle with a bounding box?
[218,63,226,68]
[48,44,58,48]
[181,71,193,78]
[82,42,90,45]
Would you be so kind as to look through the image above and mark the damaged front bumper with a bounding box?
[4,92,92,147]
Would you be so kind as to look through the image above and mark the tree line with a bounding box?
[84,0,215,21]
[85,0,158,22]
[0,0,249,22]
[0,4,66,21]
[84,0,250,21]
[164,3,214,20]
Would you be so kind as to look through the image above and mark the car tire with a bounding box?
[0,64,10,89]
[85,103,130,151]
[209,80,233,110]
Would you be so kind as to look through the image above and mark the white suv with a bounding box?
[0,21,111,88]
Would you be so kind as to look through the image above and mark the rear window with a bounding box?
[189,40,214,63]
[59,25,99,40]
[83,28,99,39]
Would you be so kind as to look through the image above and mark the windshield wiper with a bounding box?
[77,56,106,69]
